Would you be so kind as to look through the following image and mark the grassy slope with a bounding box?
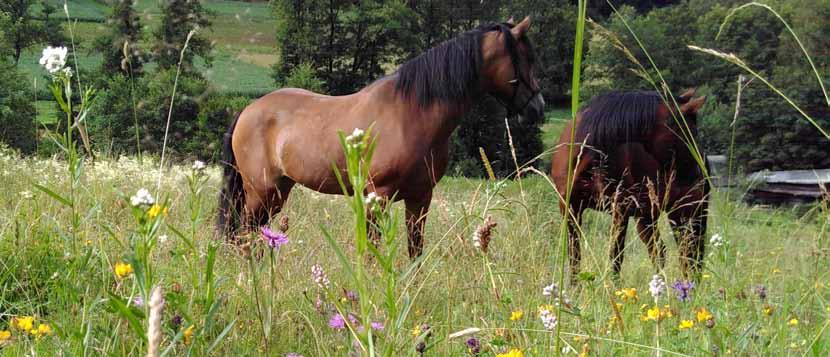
[20,0,277,94]
[0,144,827,355]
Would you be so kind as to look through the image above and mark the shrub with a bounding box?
[0,67,37,154]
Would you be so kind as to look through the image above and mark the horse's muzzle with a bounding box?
[520,93,545,124]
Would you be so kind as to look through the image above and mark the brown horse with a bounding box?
[550,89,709,281]
[217,17,544,258]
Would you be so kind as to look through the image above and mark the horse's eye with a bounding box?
[508,79,519,85]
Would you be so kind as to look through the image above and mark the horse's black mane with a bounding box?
[577,90,690,156]
[394,22,534,107]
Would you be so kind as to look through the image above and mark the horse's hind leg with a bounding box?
[635,213,666,273]
[564,204,585,284]
[609,208,630,280]
[243,177,295,233]
[404,192,432,259]
[669,194,708,279]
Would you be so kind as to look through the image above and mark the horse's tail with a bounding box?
[217,113,244,241]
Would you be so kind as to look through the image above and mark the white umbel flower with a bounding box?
[710,233,725,247]
[39,46,68,74]
[130,188,155,207]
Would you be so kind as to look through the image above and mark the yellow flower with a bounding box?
[183,325,195,345]
[496,348,524,357]
[114,262,133,279]
[12,316,34,332]
[641,306,661,321]
[763,305,774,316]
[510,310,524,321]
[0,330,11,342]
[662,305,674,318]
[772,268,781,274]
[696,307,713,322]
[147,204,168,218]
[615,288,639,303]
[411,324,422,338]
[678,319,695,330]
[30,324,52,338]
[788,318,798,326]
[702,274,711,280]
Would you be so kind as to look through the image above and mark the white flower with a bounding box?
[539,306,558,330]
[158,235,168,244]
[345,128,365,149]
[649,274,666,298]
[710,233,725,247]
[542,283,572,307]
[192,160,206,171]
[20,190,33,199]
[364,192,381,208]
[39,46,68,74]
[130,188,155,207]
[62,67,73,78]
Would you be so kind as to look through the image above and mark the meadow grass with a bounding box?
[0,146,827,355]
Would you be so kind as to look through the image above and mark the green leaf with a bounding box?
[107,292,145,339]
[32,183,71,206]
[206,319,237,354]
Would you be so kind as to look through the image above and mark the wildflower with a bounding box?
[695,307,713,322]
[787,318,798,326]
[709,233,724,247]
[641,306,661,322]
[311,264,330,289]
[702,273,711,280]
[345,128,365,149]
[772,267,781,274]
[30,324,52,338]
[39,46,68,73]
[261,227,288,249]
[496,348,524,357]
[130,188,155,207]
[329,314,346,330]
[183,325,195,345]
[286,354,303,357]
[671,280,695,302]
[192,160,206,171]
[754,285,767,300]
[62,67,73,78]
[471,216,496,253]
[114,262,134,279]
[344,290,358,302]
[171,314,183,330]
[538,305,558,330]
[466,337,481,355]
[649,275,666,299]
[510,310,524,321]
[678,319,695,330]
[279,215,290,232]
[132,296,144,308]
[12,316,34,332]
[763,305,774,316]
[147,204,167,218]
[615,288,639,303]
[370,321,384,331]
[542,283,572,307]
[365,192,381,209]
[20,190,33,199]
[0,330,10,343]
[158,235,168,244]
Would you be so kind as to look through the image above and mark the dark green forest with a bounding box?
[1,0,828,174]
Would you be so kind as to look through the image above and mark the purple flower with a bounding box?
[345,290,358,302]
[671,280,695,302]
[370,321,384,331]
[466,337,481,355]
[285,354,303,357]
[328,313,346,330]
[311,264,330,289]
[132,296,144,307]
[171,314,183,329]
[261,226,288,249]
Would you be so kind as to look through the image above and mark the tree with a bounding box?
[95,0,145,77]
[39,0,67,46]
[272,0,415,94]
[153,0,212,73]
[0,0,44,65]
[0,13,37,153]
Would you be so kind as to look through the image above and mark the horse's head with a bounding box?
[481,17,545,124]
[671,88,707,136]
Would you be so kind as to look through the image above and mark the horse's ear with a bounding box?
[678,88,697,100]
[681,96,706,114]
[506,17,515,25]
[511,16,532,38]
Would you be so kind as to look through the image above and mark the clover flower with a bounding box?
[39,46,68,74]
[130,188,155,207]
[538,305,558,330]
[754,285,767,300]
[542,283,572,307]
[649,275,666,299]
[311,264,330,289]
[471,216,496,252]
[466,337,481,355]
[261,227,288,249]
[671,280,695,302]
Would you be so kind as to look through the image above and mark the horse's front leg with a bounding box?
[404,192,432,259]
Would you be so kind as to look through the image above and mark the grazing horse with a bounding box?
[550,89,709,281]
[217,17,545,258]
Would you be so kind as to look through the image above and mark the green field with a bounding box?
[0,139,828,355]
[20,0,277,94]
